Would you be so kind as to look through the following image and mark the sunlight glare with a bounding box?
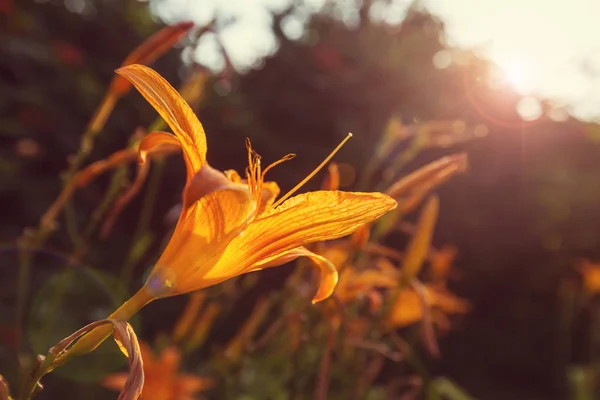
[499,59,535,94]
[425,0,600,120]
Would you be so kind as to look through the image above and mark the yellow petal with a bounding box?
[203,191,396,288]
[116,64,207,180]
[147,183,256,296]
[250,247,338,303]
[401,195,439,281]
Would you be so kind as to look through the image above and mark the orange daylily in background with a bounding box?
[63,64,396,360]
[387,284,470,332]
[429,244,458,282]
[102,343,214,400]
[576,259,600,294]
[335,266,398,305]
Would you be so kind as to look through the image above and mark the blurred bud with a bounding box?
[374,154,466,239]
[52,40,83,66]
[14,138,41,159]
[288,313,302,352]
[401,196,439,281]
[321,163,340,190]
[109,21,196,96]
[575,259,600,294]
[179,69,211,109]
[0,375,12,400]
[224,298,271,361]
[74,148,137,187]
[185,303,221,352]
[375,118,407,161]
[172,292,206,343]
[386,154,467,200]
[350,225,370,248]
[367,291,383,314]
[429,244,458,282]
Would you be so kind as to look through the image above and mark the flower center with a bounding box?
[244,132,353,209]
[244,138,295,207]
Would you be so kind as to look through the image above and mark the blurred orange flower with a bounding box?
[388,285,470,332]
[429,244,458,282]
[335,265,397,305]
[576,259,600,294]
[102,343,213,400]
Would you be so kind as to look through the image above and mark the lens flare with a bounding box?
[498,59,535,93]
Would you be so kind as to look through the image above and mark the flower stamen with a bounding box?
[261,153,296,179]
[272,133,353,208]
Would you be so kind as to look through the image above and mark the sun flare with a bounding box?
[497,58,536,93]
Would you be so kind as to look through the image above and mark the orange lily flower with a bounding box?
[387,284,470,332]
[63,64,396,360]
[102,342,214,400]
[113,64,396,305]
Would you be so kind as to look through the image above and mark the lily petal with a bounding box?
[250,246,338,303]
[116,64,207,179]
[203,191,396,287]
[138,131,181,164]
[148,183,256,296]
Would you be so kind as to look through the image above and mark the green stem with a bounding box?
[52,286,153,368]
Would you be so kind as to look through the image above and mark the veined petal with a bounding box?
[182,164,239,210]
[138,131,181,164]
[203,191,396,285]
[250,246,338,303]
[116,64,207,180]
[147,183,256,296]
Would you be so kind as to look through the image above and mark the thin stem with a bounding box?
[121,158,166,284]
[39,92,119,233]
[15,92,120,367]
[315,321,337,400]
[52,286,153,368]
